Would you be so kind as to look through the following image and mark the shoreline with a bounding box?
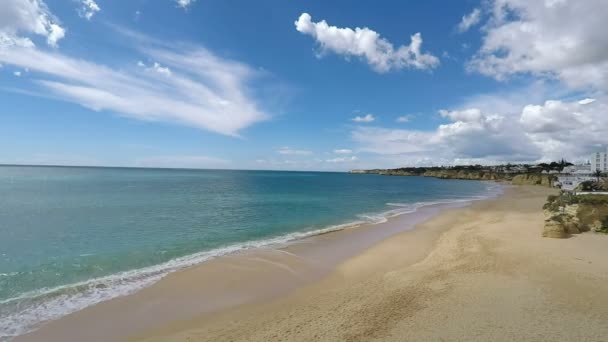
[18,185,608,341]
[128,184,608,342]
[12,183,502,341]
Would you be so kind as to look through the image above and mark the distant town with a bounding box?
[351,147,608,192]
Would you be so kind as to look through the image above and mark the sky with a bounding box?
[1,0,607,171]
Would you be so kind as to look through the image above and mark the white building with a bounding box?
[557,164,595,191]
[562,164,591,175]
[590,148,608,172]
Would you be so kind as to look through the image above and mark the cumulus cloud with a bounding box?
[294,13,439,73]
[352,97,608,165]
[469,0,608,91]
[333,149,353,154]
[457,8,481,33]
[78,0,100,20]
[277,147,313,155]
[519,98,608,160]
[352,114,375,123]
[0,31,269,136]
[0,0,65,47]
[13,70,21,77]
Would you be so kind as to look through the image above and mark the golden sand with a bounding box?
[18,186,608,341]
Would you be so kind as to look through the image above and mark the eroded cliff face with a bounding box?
[420,170,504,180]
[511,174,554,187]
[372,169,509,180]
[357,168,556,187]
[543,194,608,238]
[543,204,583,238]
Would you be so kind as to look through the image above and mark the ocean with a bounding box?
[0,166,500,339]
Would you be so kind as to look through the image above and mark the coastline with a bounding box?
[16,185,608,341]
[128,185,608,342]
[13,182,501,341]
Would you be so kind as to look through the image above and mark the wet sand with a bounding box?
[16,192,478,341]
[19,185,608,341]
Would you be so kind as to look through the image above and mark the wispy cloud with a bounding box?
[326,156,358,163]
[457,8,481,33]
[396,114,415,123]
[277,147,313,155]
[0,29,269,136]
[295,13,439,73]
[333,149,353,154]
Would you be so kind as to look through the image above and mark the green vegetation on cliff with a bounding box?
[575,180,608,192]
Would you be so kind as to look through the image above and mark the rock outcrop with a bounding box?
[542,217,568,238]
[542,194,608,238]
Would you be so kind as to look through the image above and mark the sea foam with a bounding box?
[0,182,502,340]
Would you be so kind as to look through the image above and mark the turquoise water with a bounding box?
[0,166,498,338]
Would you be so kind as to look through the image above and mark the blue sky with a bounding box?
[1,0,607,170]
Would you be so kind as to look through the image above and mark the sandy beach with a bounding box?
[17,185,608,341]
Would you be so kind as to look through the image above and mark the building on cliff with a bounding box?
[556,164,595,191]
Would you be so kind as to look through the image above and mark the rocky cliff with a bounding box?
[511,174,555,187]
[543,194,608,238]
[352,168,555,187]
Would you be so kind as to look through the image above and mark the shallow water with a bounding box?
[0,166,498,339]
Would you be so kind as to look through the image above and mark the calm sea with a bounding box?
[0,166,499,339]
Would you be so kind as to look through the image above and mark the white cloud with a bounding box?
[277,147,313,155]
[13,70,21,77]
[439,108,482,122]
[0,32,269,136]
[518,98,608,160]
[294,13,439,73]
[151,62,171,76]
[333,149,353,154]
[78,0,100,20]
[326,156,358,163]
[396,114,415,123]
[176,0,195,9]
[469,0,608,91]
[352,96,608,165]
[352,127,440,156]
[6,153,102,167]
[134,155,230,169]
[253,155,363,171]
[0,0,65,47]
[352,114,375,123]
[457,8,481,33]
